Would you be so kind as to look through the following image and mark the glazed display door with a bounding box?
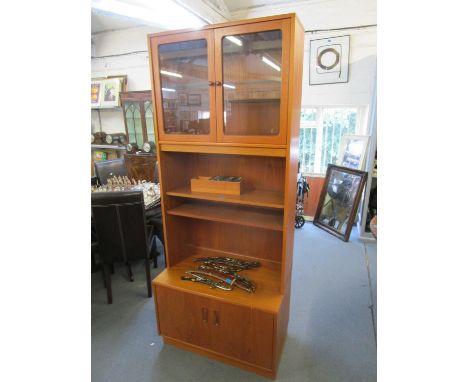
[151,30,217,142]
[214,20,290,145]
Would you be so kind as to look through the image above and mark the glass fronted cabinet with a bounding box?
[120,91,157,151]
[214,20,290,145]
[150,19,290,145]
[151,30,217,142]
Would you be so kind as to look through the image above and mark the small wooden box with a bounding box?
[190,176,243,195]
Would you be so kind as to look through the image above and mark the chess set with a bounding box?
[91,175,161,209]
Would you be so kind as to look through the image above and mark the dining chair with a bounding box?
[91,190,157,304]
[94,158,128,185]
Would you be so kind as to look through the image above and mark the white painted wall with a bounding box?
[231,0,377,109]
[91,26,163,134]
[91,0,376,133]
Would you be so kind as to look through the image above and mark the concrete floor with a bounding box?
[92,223,377,382]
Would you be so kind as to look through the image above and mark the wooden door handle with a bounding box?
[213,310,220,326]
[208,81,214,86]
[215,81,222,86]
[202,307,208,323]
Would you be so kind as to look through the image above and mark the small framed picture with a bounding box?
[100,78,121,108]
[91,82,101,107]
[178,93,187,106]
[309,35,350,85]
[188,94,201,106]
[337,135,370,170]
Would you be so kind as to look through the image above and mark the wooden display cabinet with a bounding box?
[148,13,304,379]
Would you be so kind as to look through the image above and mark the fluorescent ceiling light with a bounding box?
[91,0,206,30]
[162,87,176,92]
[160,70,182,78]
[262,56,281,72]
[223,83,236,89]
[226,36,243,47]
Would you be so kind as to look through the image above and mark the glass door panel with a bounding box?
[154,30,216,142]
[144,101,156,143]
[124,102,142,147]
[215,20,290,144]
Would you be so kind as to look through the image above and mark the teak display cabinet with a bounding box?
[148,13,304,379]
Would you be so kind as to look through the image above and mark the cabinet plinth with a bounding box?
[149,12,304,379]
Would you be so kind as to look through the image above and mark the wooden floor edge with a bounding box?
[163,336,277,379]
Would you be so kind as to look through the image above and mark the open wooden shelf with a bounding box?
[167,202,283,231]
[154,248,282,313]
[167,186,284,209]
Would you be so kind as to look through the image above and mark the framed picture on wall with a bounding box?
[188,94,201,106]
[309,35,350,85]
[91,75,126,109]
[91,82,101,107]
[337,134,370,170]
[100,78,122,108]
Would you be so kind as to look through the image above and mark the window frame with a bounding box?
[299,105,369,177]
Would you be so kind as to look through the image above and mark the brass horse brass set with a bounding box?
[181,257,259,293]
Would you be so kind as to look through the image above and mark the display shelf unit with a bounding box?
[149,13,304,379]
[91,144,126,150]
[167,202,284,231]
[166,186,284,209]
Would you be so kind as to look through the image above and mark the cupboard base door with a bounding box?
[155,284,277,374]
[155,286,211,349]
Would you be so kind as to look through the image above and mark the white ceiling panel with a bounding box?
[91,10,144,34]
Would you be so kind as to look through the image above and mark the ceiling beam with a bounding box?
[174,0,231,24]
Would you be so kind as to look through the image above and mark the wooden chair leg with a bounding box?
[103,264,113,304]
[125,262,134,282]
[145,258,152,298]
[152,238,158,268]
[101,266,107,288]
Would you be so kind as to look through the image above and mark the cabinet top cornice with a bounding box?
[147,13,301,39]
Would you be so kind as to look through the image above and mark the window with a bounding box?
[299,107,367,175]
